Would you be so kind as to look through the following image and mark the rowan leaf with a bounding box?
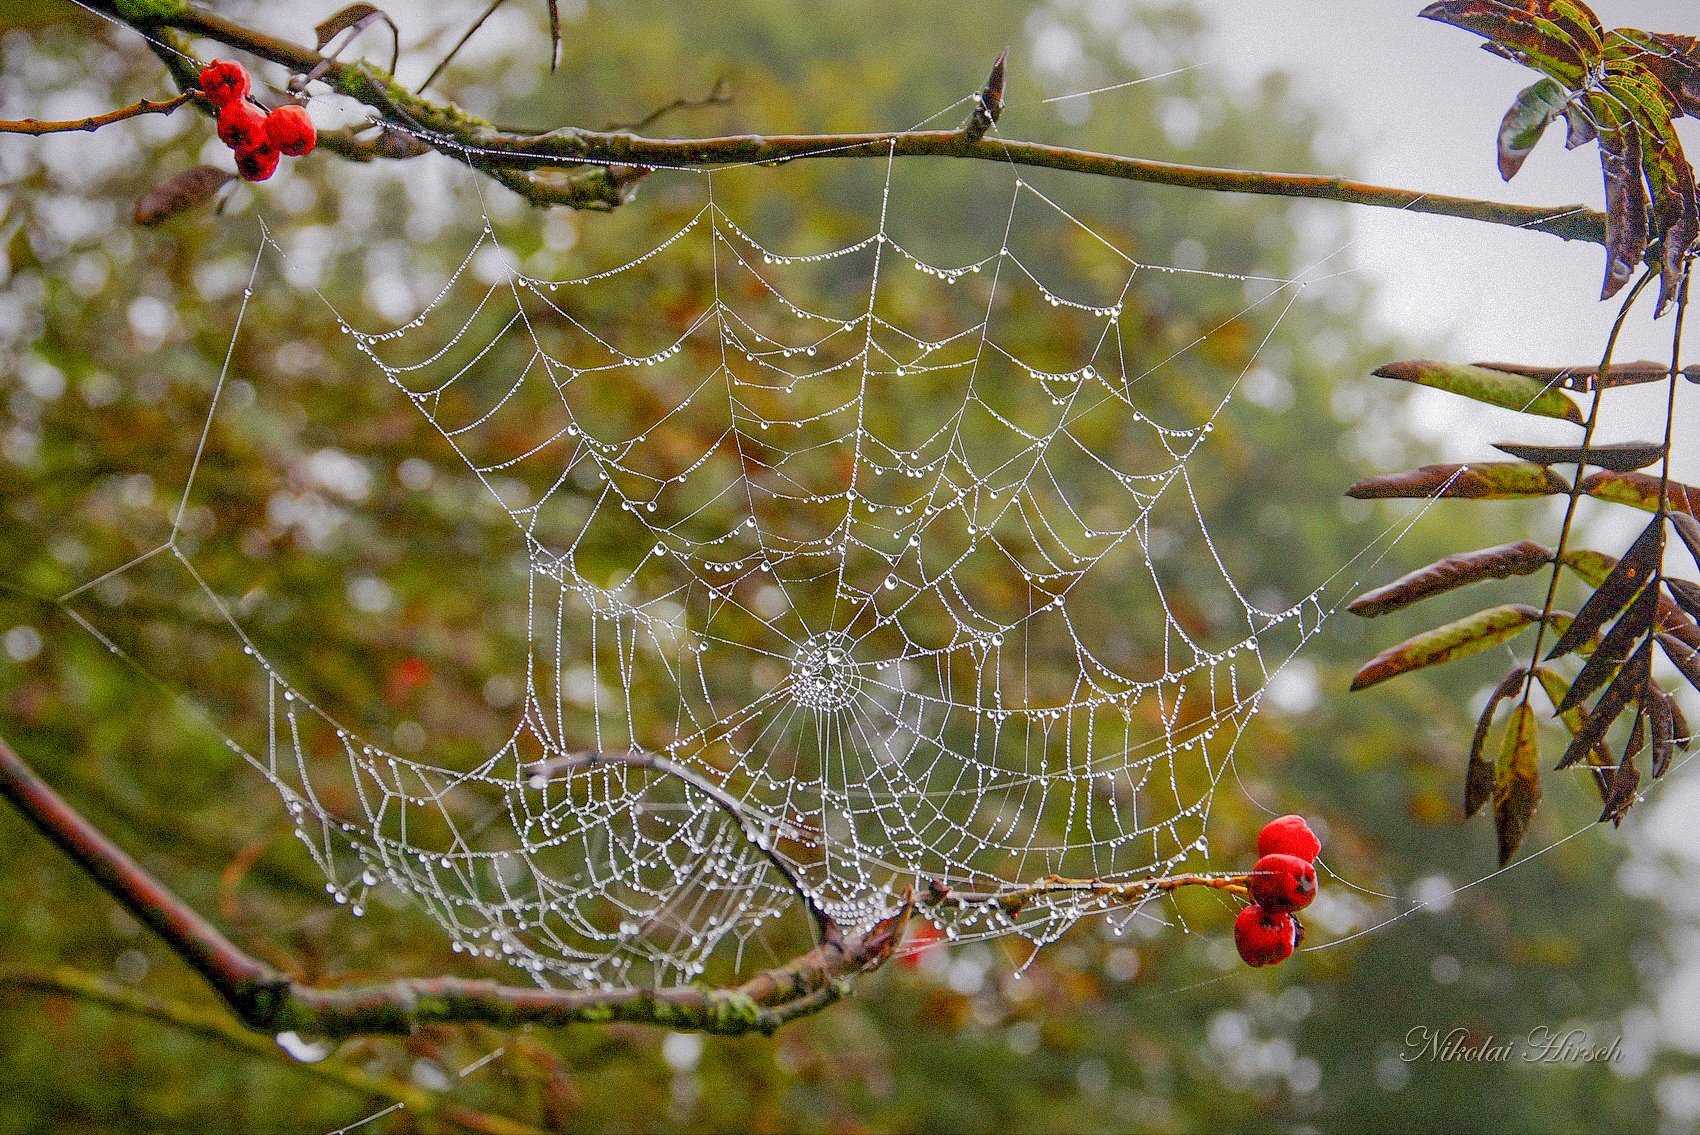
[1494,702,1542,864]
[1558,639,1649,769]
[1350,604,1547,691]
[1580,471,1700,519]
[1467,666,1529,817]
[1467,360,1700,390]
[1558,583,1655,711]
[1346,462,1567,502]
[1535,666,1615,803]
[1419,2,1591,85]
[1372,360,1584,422]
[1659,630,1700,695]
[1547,517,1662,659]
[1602,746,1641,825]
[1498,77,1571,179]
[1347,541,1552,618]
[1671,512,1700,568]
[1650,687,1676,777]
[1491,439,1665,471]
[132,166,234,227]
[1667,578,1700,623]
[1591,97,1649,302]
[314,3,401,74]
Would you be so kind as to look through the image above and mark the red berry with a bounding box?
[217,101,268,151]
[234,142,281,183]
[265,104,317,158]
[1248,852,1318,913]
[1257,814,1321,862]
[197,60,249,105]
[1234,905,1300,967]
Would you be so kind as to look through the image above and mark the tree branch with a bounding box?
[85,0,1607,240]
[0,965,541,1135]
[0,733,907,1040]
[925,870,1249,915]
[0,91,195,135]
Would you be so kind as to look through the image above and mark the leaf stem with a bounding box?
[1521,267,1658,704]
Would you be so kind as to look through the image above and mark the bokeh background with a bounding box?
[2,1,1699,1131]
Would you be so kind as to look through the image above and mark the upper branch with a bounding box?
[89,0,1607,241]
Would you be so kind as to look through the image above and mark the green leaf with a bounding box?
[1372,360,1584,422]
[1350,604,1547,691]
[1348,541,1552,618]
[1347,462,1568,501]
[1580,471,1700,520]
[1499,78,1570,179]
[1494,702,1542,864]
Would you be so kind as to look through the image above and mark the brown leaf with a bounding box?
[1491,439,1665,471]
[546,0,562,70]
[1535,666,1616,803]
[1667,578,1700,623]
[1592,98,1649,301]
[1494,702,1542,864]
[1348,541,1552,618]
[1467,666,1529,817]
[1659,630,1700,695]
[1602,749,1641,825]
[1650,688,1676,777]
[1546,516,1662,659]
[132,165,234,227]
[1346,462,1567,502]
[314,3,400,74]
[1672,511,1700,568]
[1558,583,1655,711]
[1350,604,1547,691]
[1558,639,1650,769]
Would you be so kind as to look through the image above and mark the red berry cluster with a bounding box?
[197,60,316,183]
[1232,815,1321,968]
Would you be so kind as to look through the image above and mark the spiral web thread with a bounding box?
[62,131,1364,990]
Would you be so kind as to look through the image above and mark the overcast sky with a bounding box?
[1198,2,1697,475]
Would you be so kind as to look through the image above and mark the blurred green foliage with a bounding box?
[0,1,1691,1132]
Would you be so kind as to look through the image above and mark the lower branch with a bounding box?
[926,870,1248,916]
[0,965,540,1135]
[0,733,903,1039]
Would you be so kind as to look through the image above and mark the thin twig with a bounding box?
[419,0,510,95]
[0,91,195,136]
[1519,267,1658,705]
[600,77,732,133]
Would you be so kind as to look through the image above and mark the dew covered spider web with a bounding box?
[61,115,1379,991]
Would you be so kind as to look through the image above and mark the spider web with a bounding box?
[62,122,1361,990]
